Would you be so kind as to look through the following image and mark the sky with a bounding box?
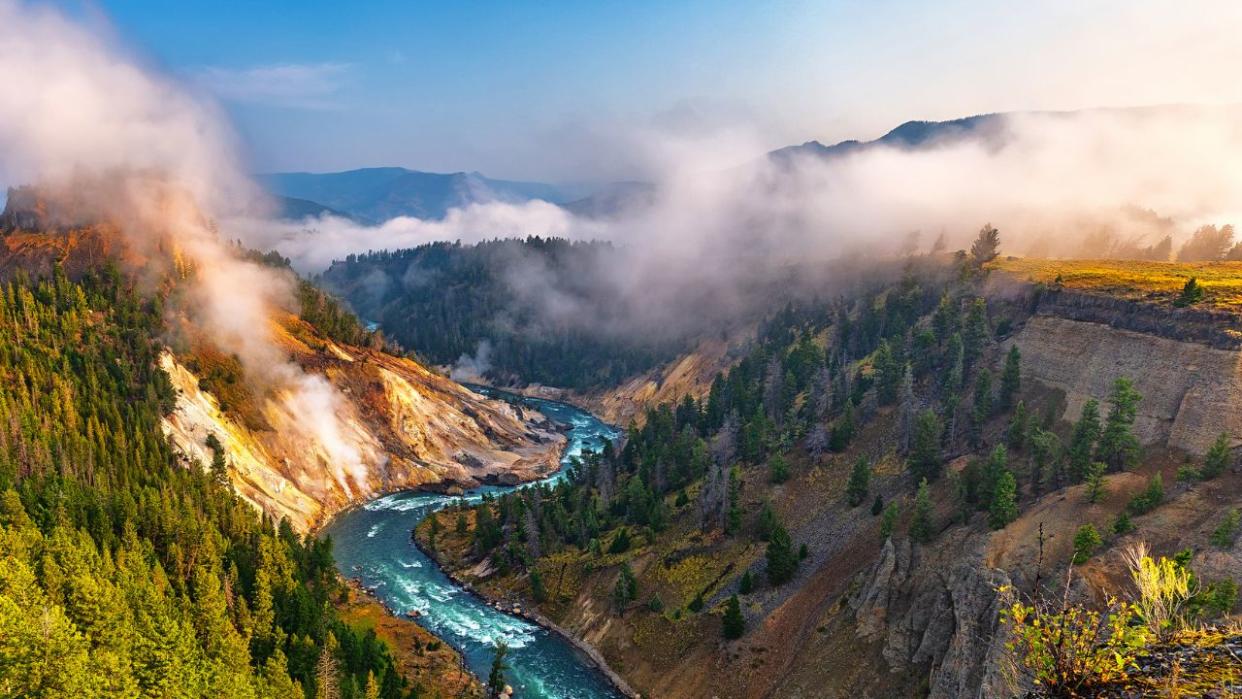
[82,0,1242,182]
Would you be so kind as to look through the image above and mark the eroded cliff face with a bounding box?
[161,328,564,532]
[1012,310,1242,455]
[509,334,748,427]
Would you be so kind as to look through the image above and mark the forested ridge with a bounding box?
[418,230,1240,697]
[0,264,421,698]
[317,238,686,389]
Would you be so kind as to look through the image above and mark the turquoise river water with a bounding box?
[323,389,626,699]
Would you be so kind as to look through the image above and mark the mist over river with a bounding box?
[323,390,625,699]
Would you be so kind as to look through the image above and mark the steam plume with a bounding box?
[0,1,376,495]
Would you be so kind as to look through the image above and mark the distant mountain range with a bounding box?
[260,167,603,223]
[264,110,1168,224]
[767,113,1008,162]
[258,116,1012,224]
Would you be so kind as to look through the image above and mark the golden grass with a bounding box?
[989,257,1242,308]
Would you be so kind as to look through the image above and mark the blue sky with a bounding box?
[92,0,1242,181]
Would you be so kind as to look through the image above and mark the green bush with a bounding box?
[1072,524,1102,564]
[1210,509,1239,548]
[1127,473,1164,515]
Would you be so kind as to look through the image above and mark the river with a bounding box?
[322,389,626,699]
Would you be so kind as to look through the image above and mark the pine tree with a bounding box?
[874,340,902,405]
[1006,400,1029,451]
[999,346,1021,409]
[1173,276,1205,307]
[988,470,1019,530]
[962,299,989,370]
[829,399,857,452]
[846,455,871,507]
[971,224,1001,266]
[765,524,797,585]
[1067,399,1102,482]
[530,570,547,603]
[1097,378,1142,471]
[613,564,637,611]
[725,466,743,535]
[1201,432,1231,479]
[739,570,754,594]
[756,501,778,541]
[910,478,933,543]
[909,410,944,482]
[1072,524,1102,564]
[722,595,745,639]
[897,364,916,454]
[880,501,900,542]
[871,494,884,516]
[1084,461,1107,503]
[768,454,790,484]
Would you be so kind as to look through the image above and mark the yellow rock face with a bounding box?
[160,341,564,532]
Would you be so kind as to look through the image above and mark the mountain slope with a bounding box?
[259,167,586,222]
[413,254,1242,699]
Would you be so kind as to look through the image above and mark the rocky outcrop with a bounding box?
[161,338,564,532]
[850,534,1016,699]
[1033,287,1242,350]
[1011,315,1242,454]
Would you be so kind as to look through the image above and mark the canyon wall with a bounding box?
[161,332,564,532]
[1012,296,1242,454]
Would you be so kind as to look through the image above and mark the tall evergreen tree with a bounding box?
[1097,378,1142,471]
[910,478,933,543]
[909,410,944,482]
[765,524,798,585]
[999,345,1021,409]
[722,595,745,640]
[988,470,1019,530]
[846,455,871,507]
[1067,399,1102,482]
[874,340,902,405]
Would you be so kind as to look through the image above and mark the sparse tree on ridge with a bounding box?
[970,224,1001,267]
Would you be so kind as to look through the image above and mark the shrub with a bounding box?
[1201,432,1231,479]
[1210,508,1239,549]
[1112,511,1135,536]
[1126,473,1164,516]
[768,455,790,484]
[1173,276,1205,307]
[1072,524,1102,564]
[608,527,631,554]
[1123,543,1197,639]
[1001,581,1149,696]
[1176,465,1201,482]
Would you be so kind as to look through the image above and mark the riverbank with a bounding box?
[411,534,641,699]
[323,392,629,699]
[337,580,483,698]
